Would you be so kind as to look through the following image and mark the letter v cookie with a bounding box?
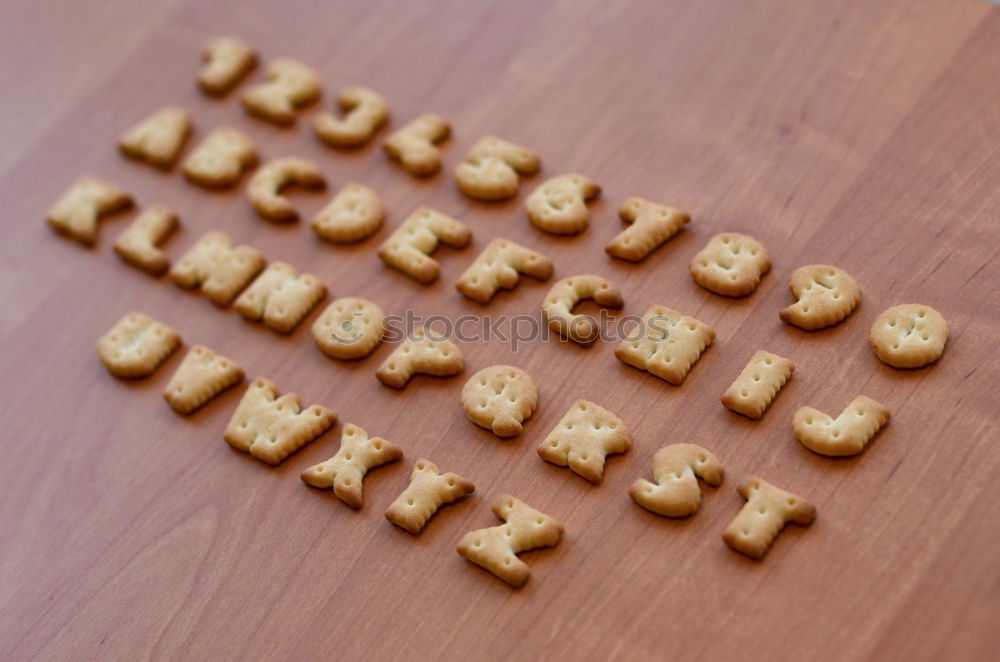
[629,444,724,518]
[385,459,475,534]
[793,395,891,457]
[461,365,538,437]
[780,265,861,330]
[723,477,815,560]
[98,311,181,378]
[378,207,472,283]
[375,328,464,388]
[605,197,690,262]
[614,305,715,384]
[456,238,553,304]
[538,400,631,484]
[164,345,244,414]
[456,495,564,588]
[46,176,133,246]
[301,423,403,508]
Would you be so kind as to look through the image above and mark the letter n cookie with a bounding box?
[780,265,861,330]
[454,135,540,201]
[629,444,724,518]
[526,174,601,235]
[614,305,715,385]
[538,400,631,484]
[385,459,475,534]
[46,177,133,246]
[605,197,690,262]
[690,232,771,297]
[234,262,326,333]
[301,423,403,508]
[456,495,564,587]
[119,106,192,169]
[242,57,320,125]
[723,477,815,560]
[98,311,181,378]
[383,113,450,176]
[163,345,244,414]
[375,328,464,388]
[169,231,265,306]
[378,207,472,283]
[870,304,949,369]
[720,350,795,420]
[461,365,538,437]
[456,238,553,304]
[113,205,179,275]
[793,395,891,457]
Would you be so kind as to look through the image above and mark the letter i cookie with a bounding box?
[385,459,475,534]
[163,345,244,414]
[605,197,690,262]
[301,423,403,508]
[538,400,631,483]
[723,477,815,560]
[721,350,795,420]
[793,395,890,457]
[98,311,181,378]
[461,365,538,437]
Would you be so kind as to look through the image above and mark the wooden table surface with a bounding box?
[2,0,998,659]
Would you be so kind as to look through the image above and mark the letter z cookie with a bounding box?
[614,306,715,384]
[46,177,133,246]
[456,238,553,304]
[605,197,690,262]
[462,365,538,437]
[385,459,475,534]
[870,304,949,368]
[690,233,771,296]
[164,345,244,414]
[629,444,723,518]
[780,265,861,330]
[119,106,192,169]
[98,311,181,378]
[723,477,815,560]
[538,400,631,483]
[721,350,794,420]
[301,423,403,508]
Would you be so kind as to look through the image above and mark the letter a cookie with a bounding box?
[526,174,601,235]
[456,495,564,588]
[163,345,244,414]
[723,477,815,560]
[629,444,724,518]
[605,197,690,262]
[234,262,326,333]
[378,207,472,283]
[119,106,192,169]
[383,113,450,176]
[690,233,771,297]
[614,305,715,385]
[541,275,623,345]
[793,395,891,457]
[454,135,540,201]
[301,423,403,508]
[461,365,538,437]
[721,350,795,420]
[46,176,133,246]
[538,400,631,484]
[456,238,553,304]
[98,311,181,378]
[780,265,861,330]
[375,327,464,388]
[385,459,475,534]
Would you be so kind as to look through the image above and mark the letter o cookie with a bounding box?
[870,304,949,368]
[690,232,771,297]
[780,265,861,330]
[461,365,538,437]
[312,297,386,360]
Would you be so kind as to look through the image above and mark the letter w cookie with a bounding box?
[538,400,631,483]
[615,305,715,385]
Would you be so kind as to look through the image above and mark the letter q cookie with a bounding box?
[462,365,538,437]
[870,304,949,368]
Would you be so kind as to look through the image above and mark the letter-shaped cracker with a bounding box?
[312,297,386,360]
[455,238,553,304]
[629,444,724,518]
[163,345,244,414]
[461,365,538,437]
[301,423,403,508]
[112,205,178,275]
[454,135,540,201]
[234,262,326,333]
[119,106,192,169]
[541,275,623,345]
[183,127,257,188]
[383,113,450,176]
[378,207,472,283]
[375,328,464,388]
[224,377,336,465]
[615,305,715,384]
[311,183,384,243]
[385,459,475,534]
[723,476,815,560]
[526,174,601,235]
[46,176,133,246]
[98,311,181,378]
[780,265,861,330]
[870,304,950,369]
[605,197,690,262]
[313,87,388,148]
[538,400,631,484]
[721,350,795,420]
[690,232,771,297]
[456,495,564,588]
[242,57,320,125]
[170,231,265,306]
[198,37,256,95]
[793,395,891,457]
[248,157,326,222]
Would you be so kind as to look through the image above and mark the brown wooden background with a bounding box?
[2,0,999,659]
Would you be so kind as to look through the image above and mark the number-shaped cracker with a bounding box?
[313,87,388,148]
[112,205,179,275]
[247,157,326,222]
[629,444,724,517]
[456,495,564,588]
[614,305,715,384]
[383,113,450,176]
[869,304,949,369]
[224,377,337,465]
[375,328,464,388]
[312,297,386,360]
[242,57,320,125]
[538,400,631,484]
[793,395,891,457]
[118,106,192,169]
[311,183,384,243]
[169,231,265,307]
[720,350,795,420]
[455,238,553,304]
[98,311,181,378]
[163,345,244,414]
[780,265,861,330]
[198,37,256,95]
[301,423,403,508]
[378,207,472,283]
[690,232,771,297]
[723,476,815,560]
[453,135,540,201]
[46,176,133,246]
[461,365,538,437]
[183,127,257,188]
[541,275,623,345]
[234,262,326,333]
[385,459,475,534]
[525,174,601,235]
[605,197,690,262]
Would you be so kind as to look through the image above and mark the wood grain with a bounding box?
[2,0,999,659]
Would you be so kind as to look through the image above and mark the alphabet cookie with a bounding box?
[46,176,133,246]
[456,495,564,588]
[234,262,326,333]
[780,265,861,330]
[629,444,724,518]
[453,135,540,201]
[183,127,257,188]
[242,57,320,125]
[541,275,623,345]
[312,297,386,360]
[378,207,472,283]
[538,400,631,484]
[605,197,690,262]
[98,311,181,378]
[383,113,450,176]
[311,183,384,243]
[163,345,244,414]
[461,365,538,437]
[119,106,192,169]
[870,304,949,368]
[313,87,388,148]
[375,327,464,388]
[169,231,265,307]
[614,306,715,384]
[198,37,256,95]
[720,350,795,420]
[690,233,771,297]
[793,395,891,457]
[525,174,601,235]
[456,238,553,304]
[385,459,475,534]
[248,157,326,222]
[112,205,178,275]
[723,477,815,560]
[301,423,403,508]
